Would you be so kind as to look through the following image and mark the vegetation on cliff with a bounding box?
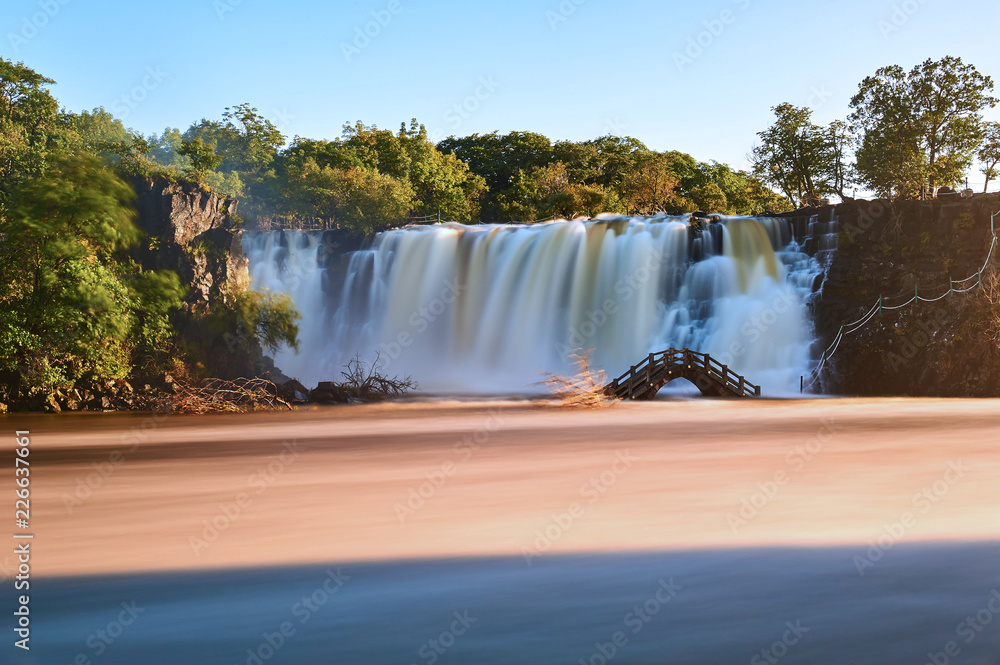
[0,59,298,410]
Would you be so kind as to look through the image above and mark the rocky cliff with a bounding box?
[131,177,282,380]
[131,178,250,310]
[785,195,1000,396]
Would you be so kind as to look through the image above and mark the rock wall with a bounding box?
[131,178,249,310]
[784,195,1000,396]
[131,177,284,380]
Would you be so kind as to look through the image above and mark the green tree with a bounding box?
[0,152,183,397]
[0,59,61,203]
[178,137,223,180]
[496,161,621,221]
[978,121,1000,192]
[624,153,683,214]
[850,57,996,198]
[690,183,728,213]
[579,135,652,196]
[751,103,839,206]
[185,104,285,210]
[147,127,188,171]
[284,157,414,234]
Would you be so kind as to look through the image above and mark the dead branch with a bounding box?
[539,350,619,408]
[170,377,291,414]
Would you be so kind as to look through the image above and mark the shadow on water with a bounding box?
[24,542,1000,665]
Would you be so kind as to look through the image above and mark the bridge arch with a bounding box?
[604,348,760,400]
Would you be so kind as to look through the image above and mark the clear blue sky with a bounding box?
[5,0,1000,182]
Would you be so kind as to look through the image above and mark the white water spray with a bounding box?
[244,215,827,394]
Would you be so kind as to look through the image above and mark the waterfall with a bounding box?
[243,215,825,395]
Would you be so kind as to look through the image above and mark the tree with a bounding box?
[751,103,840,206]
[184,104,285,211]
[850,56,996,198]
[580,135,652,196]
[178,137,223,180]
[0,152,183,397]
[283,157,414,235]
[0,59,60,203]
[624,153,683,214]
[978,121,1000,192]
[496,161,621,221]
[438,130,553,219]
[147,127,188,170]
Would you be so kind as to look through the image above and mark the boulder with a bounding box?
[277,379,310,402]
[309,383,350,404]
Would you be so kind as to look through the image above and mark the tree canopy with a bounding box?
[849,56,996,198]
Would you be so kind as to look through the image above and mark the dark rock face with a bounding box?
[785,194,1000,396]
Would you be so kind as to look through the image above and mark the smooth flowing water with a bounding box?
[244,215,830,393]
[16,399,1000,664]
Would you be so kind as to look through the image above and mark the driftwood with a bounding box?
[338,353,416,400]
[540,350,619,408]
[170,377,291,414]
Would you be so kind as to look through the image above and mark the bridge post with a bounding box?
[739,376,745,395]
[647,353,654,393]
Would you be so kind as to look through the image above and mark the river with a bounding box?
[4,398,1000,664]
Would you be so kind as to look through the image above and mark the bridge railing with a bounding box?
[607,348,760,398]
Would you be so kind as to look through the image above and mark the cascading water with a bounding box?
[244,215,826,395]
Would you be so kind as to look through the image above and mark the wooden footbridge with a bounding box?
[603,348,761,399]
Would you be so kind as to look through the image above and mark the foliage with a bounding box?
[849,56,996,198]
[751,103,848,206]
[184,104,285,211]
[495,161,621,221]
[0,59,61,204]
[178,137,223,180]
[0,151,183,397]
[624,153,684,213]
[217,288,300,355]
[978,121,1000,192]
